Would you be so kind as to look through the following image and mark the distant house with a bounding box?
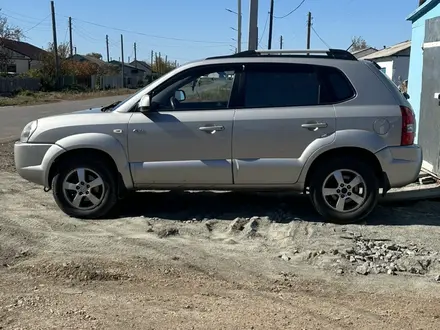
[350,47,378,59]
[109,60,147,88]
[69,54,108,66]
[0,39,47,74]
[129,60,152,78]
[361,40,411,86]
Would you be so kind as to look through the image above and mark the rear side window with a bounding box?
[243,63,355,108]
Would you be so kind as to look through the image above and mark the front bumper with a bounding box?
[375,144,423,188]
[14,142,65,187]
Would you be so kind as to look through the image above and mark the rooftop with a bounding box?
[361,41,411,60]
[1,38,47,60]
[407,0,440,22]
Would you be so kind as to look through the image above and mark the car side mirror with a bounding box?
[175,90,186,102]
[139,94,152,113]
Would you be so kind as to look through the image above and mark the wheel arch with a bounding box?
[304,147,388,191]
[45,133,133,190]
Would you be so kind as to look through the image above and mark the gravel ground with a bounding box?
[2,141,440,329]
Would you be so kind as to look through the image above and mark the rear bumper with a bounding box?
[375,144,423,188]
[14,142,64,186]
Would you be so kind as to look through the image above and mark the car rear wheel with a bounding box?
[309,157,379,224]
[51,159,118,219]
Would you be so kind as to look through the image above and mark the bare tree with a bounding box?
[349,36,369,52]
[0,10,24,72]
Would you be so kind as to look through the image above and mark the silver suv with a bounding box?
[14,49,422,223]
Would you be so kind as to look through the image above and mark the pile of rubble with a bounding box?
[340,238,438,276]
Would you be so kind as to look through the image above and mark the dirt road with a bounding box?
[1,141,440,329]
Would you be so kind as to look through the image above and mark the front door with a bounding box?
[127,64,241,187]
[232,62,338,185]
[419,16,440,175]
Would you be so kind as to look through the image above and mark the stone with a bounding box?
[336,268,344,275]
[387,269,395,275]
[280,253,291,262]
[356,264,369,275]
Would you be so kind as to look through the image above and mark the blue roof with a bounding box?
[407,0,440,22]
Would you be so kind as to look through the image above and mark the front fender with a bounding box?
[296,129,388,184]
[46,133,133,189]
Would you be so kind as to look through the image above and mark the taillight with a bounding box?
[400,106,415,146]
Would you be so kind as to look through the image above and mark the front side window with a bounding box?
[151,67,237,111]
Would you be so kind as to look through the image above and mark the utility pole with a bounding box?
[237,0,242,52]
[134,42,137,67]
[248,0,258,50]
[120,34,124,88]
[68,17,73,57]
[150,50,153,68]
[280,35,283,49]
[159,52,162,74]
[50,1,60,84]
[106,35,110,62]
[307,12,312,50]
[268,0,274,49]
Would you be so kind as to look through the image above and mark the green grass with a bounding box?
[0,88,136,107]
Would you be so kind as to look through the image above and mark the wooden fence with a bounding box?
[0,77,41,93]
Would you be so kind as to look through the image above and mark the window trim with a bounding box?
[240,62,356,109]
[132,63,244,113]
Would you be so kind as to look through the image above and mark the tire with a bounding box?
[51,158,118,219]
[309,157,379,224]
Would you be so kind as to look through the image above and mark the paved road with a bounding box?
[0,94,131,142]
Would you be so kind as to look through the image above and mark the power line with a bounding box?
[66,16,231,45]
[274,0,307,19]
[72,23,100,41]
[0,11,51,27]
[23,14,51,33]
[63,25,69,44]
[258,12,270,47]
[311,26,330,48]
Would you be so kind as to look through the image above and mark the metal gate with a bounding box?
[419,16,440,175]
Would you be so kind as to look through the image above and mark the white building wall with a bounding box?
[376,60,394,80]
[375,55,410,86]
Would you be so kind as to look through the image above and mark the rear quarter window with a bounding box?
[318,66,356,104]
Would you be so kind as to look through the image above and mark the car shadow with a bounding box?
[114,191,440,226]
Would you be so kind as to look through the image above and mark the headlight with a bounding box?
[20,120,38,142]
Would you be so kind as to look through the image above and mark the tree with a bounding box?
[0,10,24,73]
[86,52,103,60]
[349,36,369,52]
[152,52,177,76]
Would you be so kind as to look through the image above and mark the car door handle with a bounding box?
[199,125,225,133]
[301,122,328,130]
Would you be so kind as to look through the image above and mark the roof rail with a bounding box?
[206,48,357,61]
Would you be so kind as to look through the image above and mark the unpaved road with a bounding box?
[0,94,131,142]
[2,141,440,329]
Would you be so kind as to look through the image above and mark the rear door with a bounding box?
[232,62,338,185]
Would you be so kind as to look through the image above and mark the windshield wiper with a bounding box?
[101,101,122,112]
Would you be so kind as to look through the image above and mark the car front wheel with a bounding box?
[309,158,379,224]
[51,159,118,219]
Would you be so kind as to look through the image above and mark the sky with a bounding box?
[0,0,419,65]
